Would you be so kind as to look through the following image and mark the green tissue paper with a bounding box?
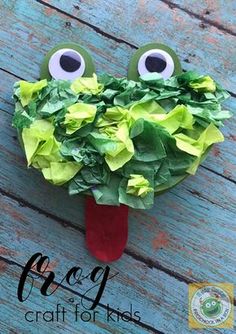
[12,71,231,209]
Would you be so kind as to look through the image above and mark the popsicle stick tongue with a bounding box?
[85,196,129,262]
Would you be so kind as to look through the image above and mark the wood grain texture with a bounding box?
[0,193,233,334]
[0,0,133,79]
[0,261,155,334]
[0,0,236,333]
[45,0,236,93]
[168,0,236,34]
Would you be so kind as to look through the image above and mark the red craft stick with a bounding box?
[85,196,129,262]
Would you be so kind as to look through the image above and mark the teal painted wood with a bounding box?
[0,193,233,334]
[0,0,134,80]
[170,0,236,34]
[0,0,236,333]
[48,0,236,35]
[0,261,154,334]
[0,0,235,291]
[46,0,236,93]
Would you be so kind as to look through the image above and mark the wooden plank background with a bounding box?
[0,0,235,333]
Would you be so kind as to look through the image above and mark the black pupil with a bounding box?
[145,55,167,73]
[60,54,81,72]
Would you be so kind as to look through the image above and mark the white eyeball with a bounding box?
[48,48,85,80]
[138,49,175,80]
[206,303,211,308]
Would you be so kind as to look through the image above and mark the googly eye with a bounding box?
[40,43,95,80]
[128,43,182,81]
[138,49,175,80]
[48,48,85,80]
[206,303,211,308]
[212,301,216,306]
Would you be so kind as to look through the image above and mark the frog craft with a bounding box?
[12,42,232,262]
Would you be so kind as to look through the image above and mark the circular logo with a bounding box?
[190,285,231,326]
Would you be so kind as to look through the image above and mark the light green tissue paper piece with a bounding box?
[174,123,224,159]
[91,114,135,171]
[174,135,200,156]
[22,119,82,184]
[22,119,55,165]
[126,174,153,197]
[189,75,216,93]
[97,106,130,128]
[98,102,165,131]
[22,134,40,166]
[71,73,104,95]
[32,137,62,169]
[129,103,194,135]
[151,105,194,134]
[105,144,133,171]
[129,100,166,121]
[119,172,154,209]
[42,161,82,186]
[102,121,134,171]
[64,103,97,134]
[19,80,47,107]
